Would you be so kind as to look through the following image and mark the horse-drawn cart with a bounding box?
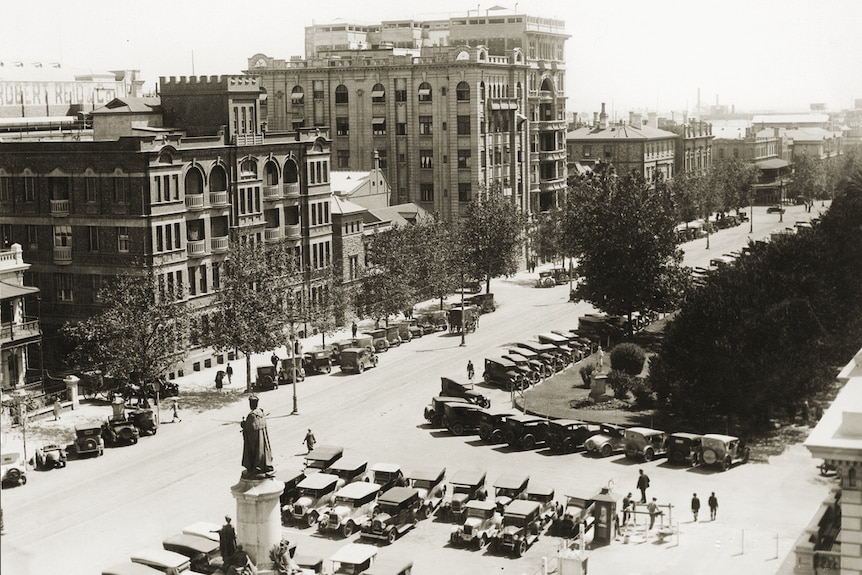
[447,305,480,334]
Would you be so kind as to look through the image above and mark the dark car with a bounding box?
[439,469,488,523]
[504,414,551,450]
[71,425,104,458]
[478,408,516,443]
[417,310,448,332]
[161,533,222,574]
[324,457,369,487]
[276,468,307,509]
[338,347,378,374]
[500,354,541,385]
[394,320,413,343]
[466,293,496,314]
[102,417,140,447]
[535,271,556,288]
[489,500,543,557]
[440,377,490,408]
[128,408,158,436]
[512,342,562,372]
[667,432,703,466]
[303,347,334,375]
[492,473,530,512]
[360,486,422,544]
[448,305,479,333]
[424,396,470,427]
[329,339,356,365]
[383,325,402,347]
[254,365,279,391]
[363,329,390,353]
[536,332,576,364]
[304,445,344,472]
[442,402,486,436]
[506,348,550,380]
[406,318,426,339]
[550,490,596,538]
[766,204,786,214]
[483,357,526,391]
[546,419,598,453]
[370,463,408,493]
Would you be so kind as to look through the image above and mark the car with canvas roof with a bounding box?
[161,533,222,574]
[512,342,562,372]
[546,419,598,453]
[323,457,369,487]
[370,463,407,492]
[71,424,105,458]
[504,413,551,450]
[500,353,541,385]
[492,473,530,511]
[1,451,27,487]
[407,466,447,519]
[303,445,344,472]
[623,427,669,461]
[441,402,486,436]
[327,543,377,575]
[489,500,543,557]
[584,423,627,457]
[550,490,596,538]
[482,357,527,391]
[424,395,469,427]
[363,329,390,352]
[505,347,549,379]
[101,562,164,575]
[338,347,378,373]
[360,486,422,544]
[478,408,516,443]
[364,555,414,575]
[699,433,750,471]
[667,432,703,466]
[288,473,341,527]
[526,484,558,527]
[440,376,490,408]
[130,548,208,575]
[439,469,488,523]
[276,468,307,508]
[318,481,381,538]
[449,500,501,549]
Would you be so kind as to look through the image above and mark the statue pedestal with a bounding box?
[590,373,609,402]
[231,476,284,573]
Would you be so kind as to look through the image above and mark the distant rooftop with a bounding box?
[567,123,677,141]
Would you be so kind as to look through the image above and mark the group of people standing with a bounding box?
[620,469,720,532]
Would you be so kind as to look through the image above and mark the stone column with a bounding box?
[63,375,80,410]
[231,477,284,573]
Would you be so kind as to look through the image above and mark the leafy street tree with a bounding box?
[357,226,416,325]
[669,171,702,226]
[789,153,824,207]
[562,170,689,335]
[303,267,344,347]
[529,209,566,267]
[709,158,760,215]
[407,217,461,310]
[459,182,527,293]
[61,269,190,384]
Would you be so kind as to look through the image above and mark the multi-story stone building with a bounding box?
[1,243,42,390]
[247,9,568,216]
[660,118,714,177]
[0,75,333,372]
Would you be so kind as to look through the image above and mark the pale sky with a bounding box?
[3,0,861,117]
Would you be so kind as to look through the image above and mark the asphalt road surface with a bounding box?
[1,203,832,575]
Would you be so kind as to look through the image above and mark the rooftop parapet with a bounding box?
[159,75,261,94]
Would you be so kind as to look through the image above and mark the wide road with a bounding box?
[1,204,829,575]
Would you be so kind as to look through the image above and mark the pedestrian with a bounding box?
[636,468,650,503]
[52,397,62,421]
[171,397,182,423]
[708,492,718,521]
[215,370,224,393]
[226,363,233,385]
[622,492,633,525]
[303,428,316,453]
[212,515,237,563]
[351,321,358,337]
[647,497,661,529]
[467,360,475,382]
[271,353,279,370]
[691,493,701,522]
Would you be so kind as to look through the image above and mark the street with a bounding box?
[0,203,832,575]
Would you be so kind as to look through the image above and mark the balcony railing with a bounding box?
[53,245,72,264]
[264,227,282,243]
[284,223,302,240]
[187,239,207,257]
[0,319,41,343]
[50,199,70,216]
[535,119,567,131]
[233,133,264,146]
[209,190,229,206]
[184,194,205,210]
[539,179,567,193]
[211,236,229,253]
[264,184,282,200]
[284,182,300,198]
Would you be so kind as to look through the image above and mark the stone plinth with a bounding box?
[590,373,609,401]
[64,375,80,410]
[231,476,284,573]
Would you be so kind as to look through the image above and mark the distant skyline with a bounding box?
[3,0,861,118]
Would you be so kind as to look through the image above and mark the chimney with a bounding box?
[600,102,608,129]
[629,111,635,126]
[593,112,599,126]
[648,112,657,129]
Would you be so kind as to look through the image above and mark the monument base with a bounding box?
[230,475,284,573]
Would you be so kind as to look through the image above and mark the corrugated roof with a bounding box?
[567,124,677,141]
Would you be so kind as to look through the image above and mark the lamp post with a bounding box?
[459,272,466,347]
[290,325,300,415]
[749,192,754,233]
[779,177,784,223]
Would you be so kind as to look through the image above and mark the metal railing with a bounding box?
[184,194,205,209]
[0,319,40,342]
[53,245,72,263]
[50,199,70,215]
[264,184,282,200]
[209,190,229,205]
[187,239,207,256]
[211,236,229,252]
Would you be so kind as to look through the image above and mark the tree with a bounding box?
[208,238,286,391]
[303,267,344,346]
[790,153,824,206]
[459,181,527,293]
[61,268,190,384]
[709,158,760,215]
[358,226,416,325]
[562,170,689,334]
[407,217,461,310]
[529,209,565,266]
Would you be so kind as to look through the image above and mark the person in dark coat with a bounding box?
[708,492,719,520]
[241,395,274,478]
[213,516,237,562]
[636,469,650,503]
[691,493,701,521]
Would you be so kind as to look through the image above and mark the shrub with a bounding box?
[610,343,646,376]
[630,377,655,408]
[606,370,636,400]
[579,364,595,387]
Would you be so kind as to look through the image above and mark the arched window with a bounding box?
[479,81,486,101]
[185,167,204,195]
[371,83,385,103]
[284,159,299,184]
[456,82,470,102]
[210,165,227,192]
[418,82,432,103]
[240,159,257,179]
[291,86,304,105]
[264,161,279,186]
[335,85,348,104]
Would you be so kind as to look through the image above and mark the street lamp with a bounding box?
[749,192,754,234]
[459,272,466,347]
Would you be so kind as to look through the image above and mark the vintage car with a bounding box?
[550,490,596,538]
[448,305,479,333]
[293,555,324,575]
[551,267,570,285]
[32,443,67,470]
[102,417,140,447]
[449,500,501,548]
[130,548,207,575]
[128,408,158,436]
[478,408,516,443]
[667,432,703,466]
[442,402,486,436]
[71,425,105,458]
[489,499,543,557]
[417,309,448,332]
[584,423,627,458]
[537,332,576,364]
[161,533,221,574]
[394,320,413,343]
[304,445,344,472]
[180,521,221,543]
[1,451,27,486]
[493,473,530,511]
[101,562,164,575]
[504,414,551,450]
[324,457,369,487]
[276,468,307,509]
[338,347,379,374]
[546,419,598,453]
[483,357,527,391]
[424,396,470,427]
[406,318,426,339]
[364,556,414,575]
[327,543,377,575]
[360,486,422,543]
[288,473,341,527]
[535,271,557,288]
[370,463,407,492]
[407,466,447,519]
[363,329,390,352]
[466,292,496,314]
[302,347,334,375]
[766,204,786,214]
[329,339,357,365]
[512,342,563,372]
[699,433,750,471]
[383,325,402,347]
[439,469,488,523]
[500,353,541,385]
[623,427,669,461]
[526,485,558,527]
[505,348,550,379]
[254,365,279,391]
[440,377,490,408]
[462,278,482,293]
[318,481,381,538]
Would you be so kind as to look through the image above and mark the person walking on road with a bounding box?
[467,360,475,383]
[691,493,701,522]
[271,353,279,370]
[303,428,316,453]
[226,363,233,385]
[636,469,650,503]
[708,492,719,521]
[351,321,358,337]
[215,370,225,393]
[171,397,182,423]
[52,397,63,421]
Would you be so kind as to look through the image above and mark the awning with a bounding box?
[755,158,790,170]
[371,117,386,125]
[291,92,304,101]
[0,281,39,299]
[417,88,431,96]
[371,90,385,98]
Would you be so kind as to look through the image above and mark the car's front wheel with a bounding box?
[342,521,354,537]
[451,423,465,436]
[306,511,318,528]
[517,539,528,557]
[386,529,397,544]
[643,448,655,462]
[601,444,612,458]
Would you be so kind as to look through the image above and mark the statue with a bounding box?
[241,395,274,479]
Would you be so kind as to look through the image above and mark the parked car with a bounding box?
[406,318,426,339]
[101,562,163,575]
[526,485,558,527]
[1,451,27,486]
[767,204,786,214]
[535,271,556,288]
[130,548,206,575]
[506,348,550,379]
[448,305,479,333]
[363,329,390,352]
[417,310,448,332]
[254,365,279,391]
[424,396,470,427]
[623,427,669,461]
[407,466,447,519]
[327,543,377,575]
[667,432,703,466]
[360,486,422,544]
[440,376,490,408]
[699,434,750,471]
[288,473,340,527]
[550,490,596,538]
[318,481,381,538]
[383,325,402,347]
[338,347,378,374]
[501,353,543,384]
[71,425,105,458]
[546,419,598,453]
[439,469,488,523]
[462,278,482,293]
[304,445,344,472]
[489,500,543,556]
[512,342,563,372]
[161,533,221,574]
[370,463,407,492]
[323,457,369,487]
[482,357,526,391]
[303,347,334,375]
[584,423,627,457]
[31,443,67,470]
[394,320,413,343]
[492,473,530,511]
[449,500,501,549]
[551,267,570,285]
[504,414,550,450]
[102,417,140,447]
[363,556,414,575]
[478,408,516,443]
[128,408,158,436]
[276,468,307,509]
[442,402,486,436]
[537,332,576,364]
[278,358,306,384]
[466,293,496,313]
